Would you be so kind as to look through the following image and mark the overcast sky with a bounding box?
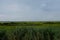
[0,0,60,21]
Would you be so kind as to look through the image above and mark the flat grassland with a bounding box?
[0,22,60,40]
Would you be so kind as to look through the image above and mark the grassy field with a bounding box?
[0,22,60,40]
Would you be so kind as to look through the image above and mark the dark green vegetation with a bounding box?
[0,22,60,40]
[0,21,60,26]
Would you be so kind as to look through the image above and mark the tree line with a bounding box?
[0,22,60,26]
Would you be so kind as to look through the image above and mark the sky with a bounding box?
[0,0,60,21]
